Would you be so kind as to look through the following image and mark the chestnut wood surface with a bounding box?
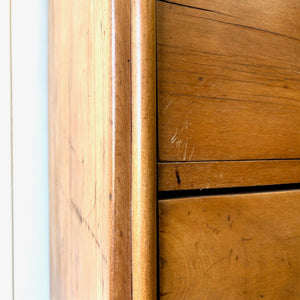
[158,160,300,191]
[159,190,300,299]
[49,0,132,298]
[157,0,300,161]
[132,0,157,299]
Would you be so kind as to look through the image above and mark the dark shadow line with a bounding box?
[158,183,300,200]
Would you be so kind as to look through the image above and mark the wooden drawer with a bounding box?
[157,0,300,162]
[159,190,300,299]
[158,160,300,191]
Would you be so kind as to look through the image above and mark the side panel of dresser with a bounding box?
[49,0,132,298]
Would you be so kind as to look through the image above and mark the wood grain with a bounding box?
[131,0,157,299]
[157,0,300,161]
[158,160,300,191]
[49,0,131,298]
[159,190,300,299]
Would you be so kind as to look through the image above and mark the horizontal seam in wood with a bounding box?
[156,0,236,18]
[158,158,300,164]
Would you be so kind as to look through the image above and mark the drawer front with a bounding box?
[159,190,300,299]
[158,160,300,191]
[157,0,300,162]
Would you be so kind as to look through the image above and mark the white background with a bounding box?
[0,0,49,299]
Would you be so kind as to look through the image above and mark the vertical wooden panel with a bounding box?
[49,0,131,298]
[132,0,157,299]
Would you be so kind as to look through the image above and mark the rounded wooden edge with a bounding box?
[131,0,157,299]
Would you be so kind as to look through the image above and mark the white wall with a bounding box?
[0,0,49,299]
[0,0,13,298]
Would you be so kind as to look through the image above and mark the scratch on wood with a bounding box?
[163,97,176,114]
[183,140,188,160]
[207,223,219,234]
[208,248,233,271]
[69,138,75,153]
[208,256,227,271]
[69,198,101,249]
[171,128,178,144]
[188,141,195,160]
[282,235,300,242]
[241,237,253,266]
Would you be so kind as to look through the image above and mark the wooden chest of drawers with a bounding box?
[157,1,300,299]
[49,0,300,299]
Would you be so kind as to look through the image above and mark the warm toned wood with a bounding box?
[158,0,300,36]
[159,190,300,299]
[49,0,131,299]
[157,0,300,161]
[158,160,300,191]
[131,1,157,299]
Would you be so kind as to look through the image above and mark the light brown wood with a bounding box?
[131,0,157,299]
[158,0,300,35]
[159,190,300,299]
[158,160,300,191]
[157,0,300,161]
[49,0,131,298]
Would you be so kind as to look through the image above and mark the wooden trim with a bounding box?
[110,0,132,298]
[49,0,132,298]
[131,0,157,299]
[158,161,300,191]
